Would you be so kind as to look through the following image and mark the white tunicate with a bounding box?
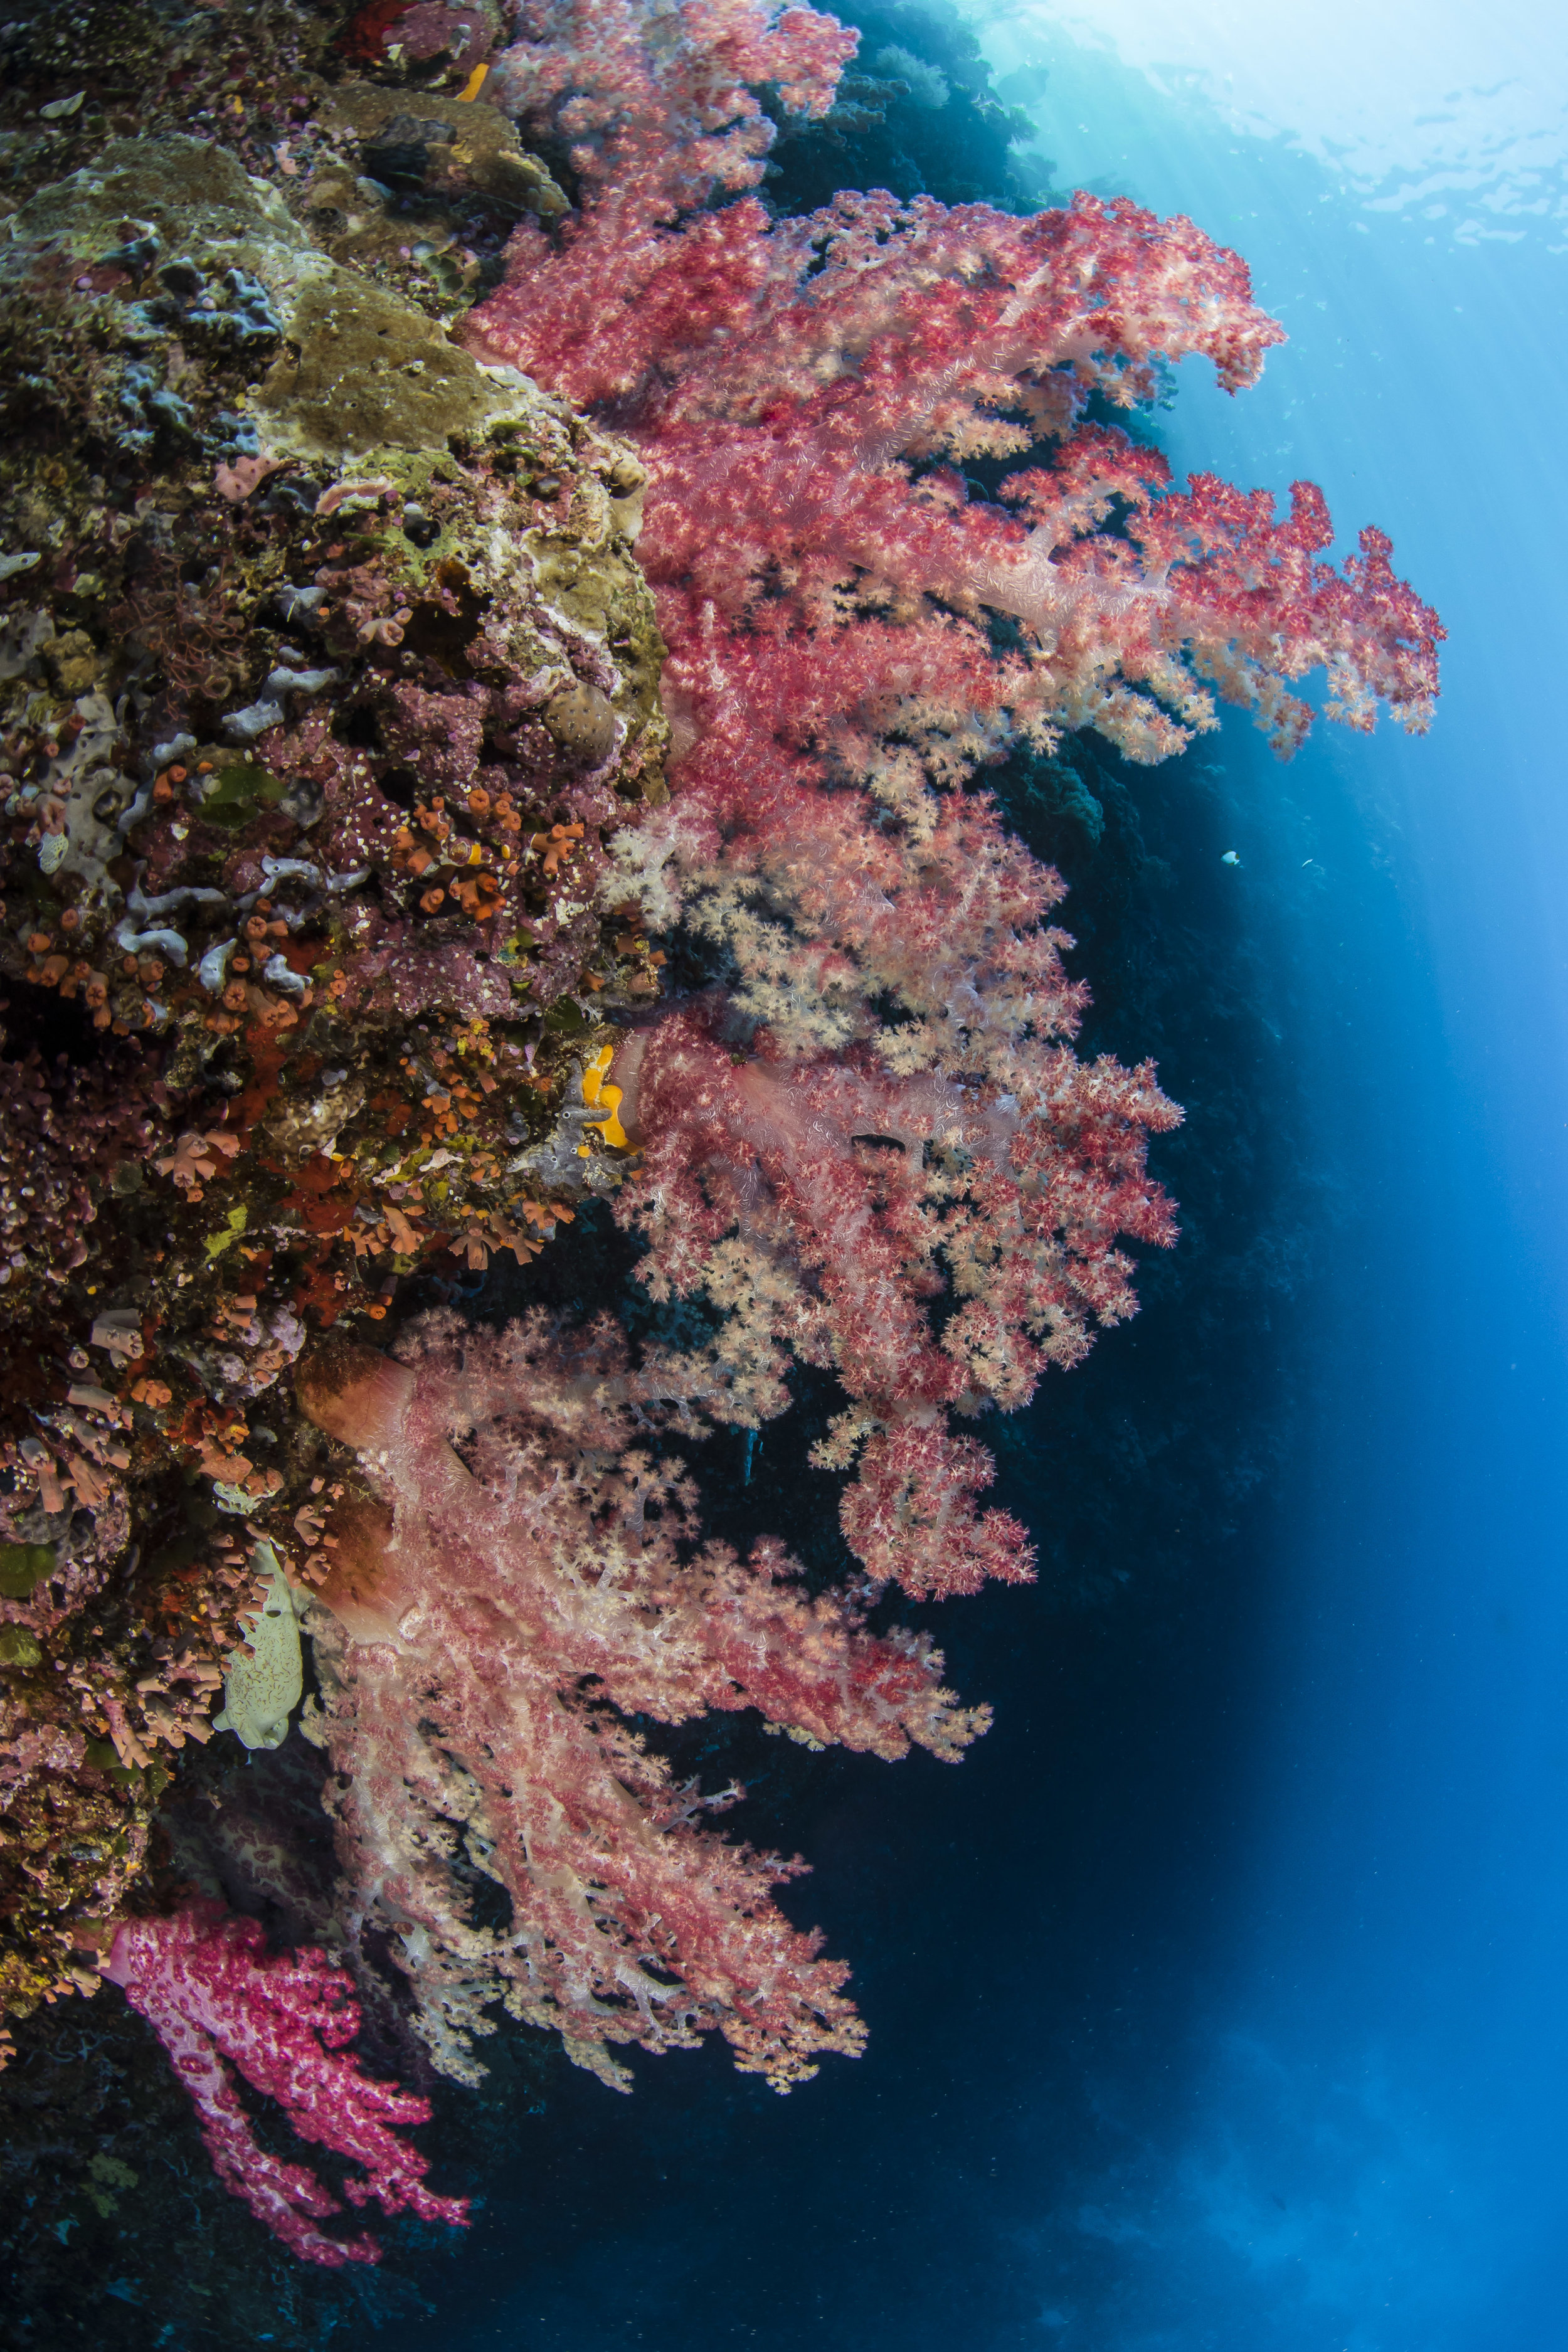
[213,1549,305,1751]
[198,936,236,992]
[221,699,285,744]
[115,919,188,965]
[262,953,308,998]
[129,877,226,918]
[263,665,342,699]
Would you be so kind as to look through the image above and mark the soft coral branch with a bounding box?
[104,1901,467,2266]
[471,43,1441,761]
[610,995,1177,1596]
[295,1316,987,2090]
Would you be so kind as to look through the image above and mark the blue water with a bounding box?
[386,15,1568,2349]
[961,14,1568,2348]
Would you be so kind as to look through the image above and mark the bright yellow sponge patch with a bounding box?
[581,1044,628,1148]
[581,1044,613,1104]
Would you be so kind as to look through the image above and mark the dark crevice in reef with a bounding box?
[0,970,107,1071]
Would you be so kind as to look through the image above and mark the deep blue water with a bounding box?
[970,22,1568,2346]
[376,15,1568,2349]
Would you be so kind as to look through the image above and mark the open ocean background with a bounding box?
[361,6,1568,2345]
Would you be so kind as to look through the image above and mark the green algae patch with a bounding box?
[199,763,290,825]
[316,84,569,223]
[543,995,593,1037]
[0,1628,43,1668]
[213,1549,303,1751]
[257,268,511,460]
[205,1204,249,1260]
[0,1542,55,1599]
[7,133,312,277]
[83,2153,139,2219]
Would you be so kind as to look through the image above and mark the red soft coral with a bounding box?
[470,107,1442,760]
[104,1901,467,2265]
[139,0,1438,2218]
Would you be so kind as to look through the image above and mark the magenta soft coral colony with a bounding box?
[0,0,1441,2283]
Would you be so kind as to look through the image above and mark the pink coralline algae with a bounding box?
[103,1899,468,2265]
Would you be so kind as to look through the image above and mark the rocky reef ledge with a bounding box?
[0,113,665,2026]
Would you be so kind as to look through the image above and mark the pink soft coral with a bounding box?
[104,1900,467,2265]
[461,0,1436,1604]
[608,991,1178,1598]
[139,0,1441,2224]
[472,8,1441,763]
[295,1316,988,2092]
